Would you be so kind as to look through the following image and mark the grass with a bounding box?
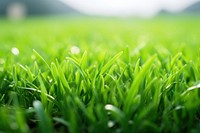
[0,16,200,132]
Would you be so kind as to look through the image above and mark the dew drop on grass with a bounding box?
[49,79,53,83]
[28,107,33,109]
[105,104,114,110]
[11,47,19,55]
[107,120,115,128]
[70,46,80,54]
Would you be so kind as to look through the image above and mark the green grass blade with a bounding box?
[33,49,50,70]
[33,100,53,133]
[100,51,123,75]
[124,55,156,114]
[53,117,69,127]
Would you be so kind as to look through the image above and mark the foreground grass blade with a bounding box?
[33,100,53,133]
[33,49,50,70]
[124,55,156,114]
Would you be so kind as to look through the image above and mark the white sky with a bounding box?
[61,0,199,17]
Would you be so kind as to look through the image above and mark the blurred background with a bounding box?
[0,0,200,63]
[0,0,200,20]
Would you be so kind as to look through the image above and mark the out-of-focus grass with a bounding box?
[0,16,200,132]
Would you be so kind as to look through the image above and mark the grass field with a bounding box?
[0,16,200,132]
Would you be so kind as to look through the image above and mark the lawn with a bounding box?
[0,16,200,132]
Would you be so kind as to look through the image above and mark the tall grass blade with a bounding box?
[33,100,53,133]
